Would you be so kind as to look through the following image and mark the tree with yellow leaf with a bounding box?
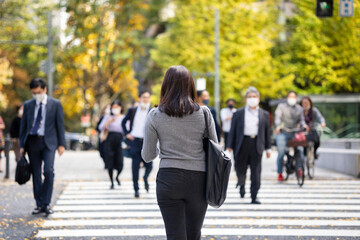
[57,0,159,130]
[151,0,281,106]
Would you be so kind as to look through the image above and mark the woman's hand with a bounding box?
[105,117,115,128]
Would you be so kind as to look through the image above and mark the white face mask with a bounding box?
[32,93,46,103]
[287,98,297,106]
[18,110,23,116]
[111,108,121,115]
[140,102,150,109]
[247,98,259,108]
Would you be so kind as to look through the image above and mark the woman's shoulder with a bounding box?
[199,106,212,119]
[147,107,162,119]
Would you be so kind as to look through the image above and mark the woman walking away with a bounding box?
[99,100,125,189]
[142,65,218,240]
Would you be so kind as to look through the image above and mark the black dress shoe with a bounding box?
[32,207,44,215]
[116,177,121,186]
[43,205,53,216]
[240,186,245,198]
[144,179,149,193]
[134,191,140,198]
[251,198,261,204]
[110,183,114,189]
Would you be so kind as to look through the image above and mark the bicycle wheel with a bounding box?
[307,142,315,179]
[284,154,290,181]
[295,152,305,187]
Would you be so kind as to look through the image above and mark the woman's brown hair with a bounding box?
[159,65,200,117]
[300,96,313,109]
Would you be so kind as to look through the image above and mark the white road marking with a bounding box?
[49,210,360,219]
[36,228,360,238]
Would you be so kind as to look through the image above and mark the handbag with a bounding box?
[15,154,31,185]
[99,129,109,143]
[202,109,232,208]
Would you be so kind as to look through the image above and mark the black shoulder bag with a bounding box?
[203,109,232,208]
[15,154,31,185]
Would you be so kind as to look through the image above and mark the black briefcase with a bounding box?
[202,109,232,208]
[15,154,31,185]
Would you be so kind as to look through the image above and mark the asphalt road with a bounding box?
[1,149,359,240]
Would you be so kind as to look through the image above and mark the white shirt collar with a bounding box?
[36,94,48,105]
[246,105,259,112]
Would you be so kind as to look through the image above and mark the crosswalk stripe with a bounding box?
[53,203,360,211]
[62,188,360,194]
[66,180,360,185]
[49,211,360,219]
[42,218,360,227]
[36,228,360,238]
[64,186,360,191]
[58,193,360,199]
[55,198,360,204]
[36,179,360,239]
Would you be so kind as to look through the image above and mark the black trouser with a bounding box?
[156,168,208,240]
[224,132,229,148]
[26,135,56,207]
[105,132,124,171]
[129,138,153,192]
[235,136,262,200]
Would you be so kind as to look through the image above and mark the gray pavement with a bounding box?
[0,149,359,239]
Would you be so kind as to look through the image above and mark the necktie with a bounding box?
[31,103,42,135]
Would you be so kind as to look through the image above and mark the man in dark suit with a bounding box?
[122,90,152,198]
[226,87,271,204]
[20,78,65,216]
[197,90,221,142]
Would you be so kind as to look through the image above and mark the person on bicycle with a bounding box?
[300,96,326,159]
[275,91,307,182]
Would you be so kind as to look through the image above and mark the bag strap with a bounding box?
[202,108,210,138]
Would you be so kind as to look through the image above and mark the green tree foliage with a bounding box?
[0,0,51,124]
[152,0,360,106]
[273,0,360,95]
[58,0,167,131]
[151,0,283,106]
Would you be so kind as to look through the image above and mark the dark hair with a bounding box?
[16,104,23,112]
[159,65,200,117]
[139,90,151,98]
[110,100,123,115]
[197,90,205,98]
[300,96,313,109]
[30,78,47,89]
[286,90,297,98]
[226,98,236,104]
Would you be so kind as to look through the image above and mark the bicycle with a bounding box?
[304,126,322,179]
[281,127,307,187]
[305,131,316,179]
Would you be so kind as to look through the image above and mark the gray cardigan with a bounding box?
[141,106,218,172]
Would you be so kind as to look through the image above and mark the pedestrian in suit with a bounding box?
[197,90,221,142]
[20,78,65,216]
[96,104,111,168]
[122,91,152,198]
[226,87,271,204]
